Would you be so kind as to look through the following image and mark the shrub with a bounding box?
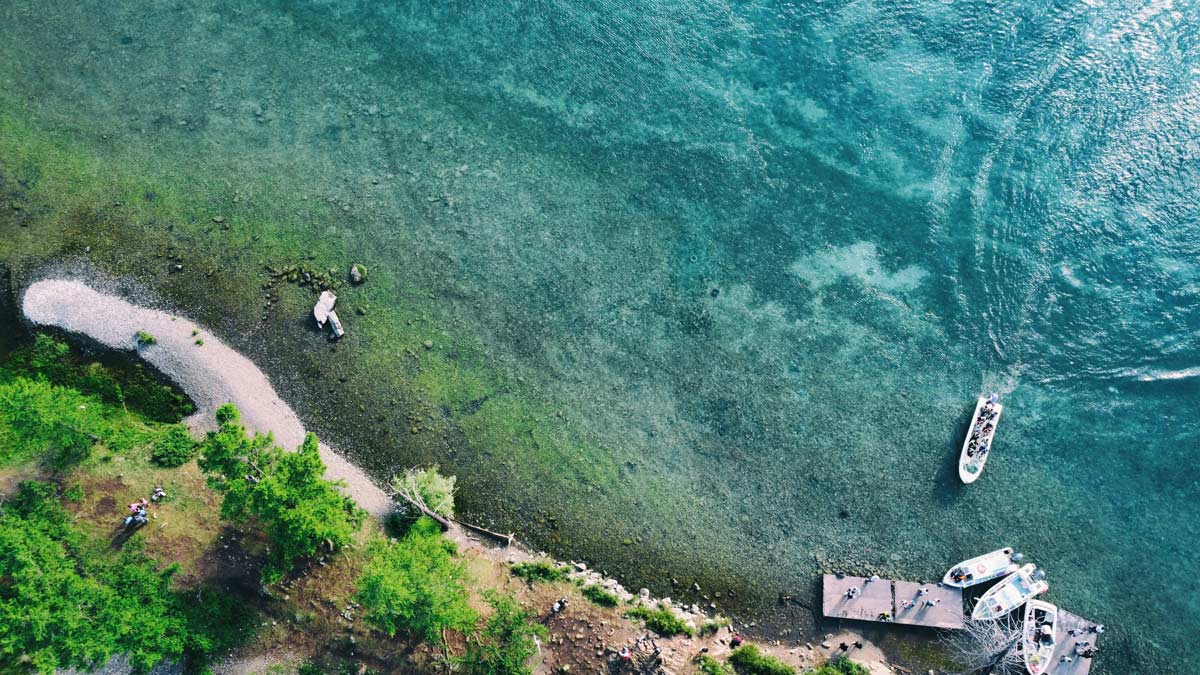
[813,657,870,675]
[580,584,620,607]
[698,654,734,675]
[152,424,198,467]
[728,645,794,675]
[198,404,363,583]
[460,592,547,675]
[356,517,477,645]
[136,331,157,346]
[699,616,731,635]
[510,560,567,584]
[625,604,694,637]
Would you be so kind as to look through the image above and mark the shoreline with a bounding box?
[21,277,904,673]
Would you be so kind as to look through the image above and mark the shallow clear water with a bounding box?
[2,1,1199,671]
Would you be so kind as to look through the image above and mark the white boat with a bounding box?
[972,564,1048,620]
[1022,600,1059,675]
[943,547,1021,588]
[959,393,1003,483]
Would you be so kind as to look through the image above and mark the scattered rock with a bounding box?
[212,215,225,223]
[422,339,434,350]
[350,263,367,284]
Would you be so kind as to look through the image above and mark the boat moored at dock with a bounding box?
[943,547,1022,588]
[972,563,1048,620]
[1023,599,1059,674]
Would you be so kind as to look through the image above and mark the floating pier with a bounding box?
[822,574,964,629]
[1051,609,1103,675]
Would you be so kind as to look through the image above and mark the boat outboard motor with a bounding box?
[1011,552,1025,563]
[1032,569,1047,581]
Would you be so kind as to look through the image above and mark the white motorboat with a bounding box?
[959,393,1003,483]
[972,564,1048,620]
[943,547,1022,588]
[1023,599,1059,675]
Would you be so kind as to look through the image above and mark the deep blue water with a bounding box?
[2,1,1198,671]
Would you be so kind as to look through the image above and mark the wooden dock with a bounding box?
[822,574,964,629]
[1050,609,1103,675]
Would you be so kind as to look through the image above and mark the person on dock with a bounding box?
[924,598,940,608]
[866,574,881,583]
[901,599,916,610]
[845,586,860,599]
[1091,624,1105,634]
[917,587,930,597]
[877,611,892,622]
[1080,647,1098,659]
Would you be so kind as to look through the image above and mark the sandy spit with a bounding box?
[21,278,394,518]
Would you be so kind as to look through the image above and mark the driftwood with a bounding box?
[451,518,515,547]
[389,488,453,531]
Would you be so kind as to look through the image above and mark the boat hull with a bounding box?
[959,396,1003,483]
[942,547,1018,588]
[1023,600,1059,675]
[972,564,1049,621]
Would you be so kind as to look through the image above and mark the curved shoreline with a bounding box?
[21,278,394,518]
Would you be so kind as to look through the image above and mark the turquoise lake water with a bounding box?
[2,1,1198,671]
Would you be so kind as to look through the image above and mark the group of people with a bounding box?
[1060,624,1104,662]
[122,487,167,529]
[965,396,999,458]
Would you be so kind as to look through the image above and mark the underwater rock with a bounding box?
[350,263,367,284]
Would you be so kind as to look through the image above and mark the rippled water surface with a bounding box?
[2,1,1198,671]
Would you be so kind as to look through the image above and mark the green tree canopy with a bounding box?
[356,517,477,645]
[198,404,363,584]
[461,592,547,675]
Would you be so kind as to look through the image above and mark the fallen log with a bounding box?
[388,489,452,531]
[452,518,515,547]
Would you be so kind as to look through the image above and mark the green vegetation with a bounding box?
[728,645,794,675]
[194,339,204,346]
[0,480,246,674]
[699,616,731,635]
[697,654,734,675]
[509,560,568,585]
[580,584,620,607]
[135,331,157,346]
[151,425,198,467]
[625,604,695,637]
[198,404,364,584]
[459,592,547,675]
[1,335,192,423]
[812,657,869,675]
[355,517,477,645]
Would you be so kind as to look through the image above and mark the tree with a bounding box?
[391,465,457,519]
[198,404,363,584]
[460,592,547,675]
[355,517,477,645]
[940,616,1025,675]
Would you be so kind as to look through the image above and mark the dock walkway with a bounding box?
[822,574,964,629]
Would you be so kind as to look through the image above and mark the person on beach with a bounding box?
[730,634,743,648]
[837,642,849,653]
[852,640,863,650]
[551,597,568,615]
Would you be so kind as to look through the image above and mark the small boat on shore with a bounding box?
[972,564,1048,620]
[1023,599,1059,675]
[959,393,1003,483]
[943,547,1022,588]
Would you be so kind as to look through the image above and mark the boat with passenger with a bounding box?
[959,393,1002,483]
[943,547,1023,588]
[1023,599,1059,675]
[972,563,1048,620]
